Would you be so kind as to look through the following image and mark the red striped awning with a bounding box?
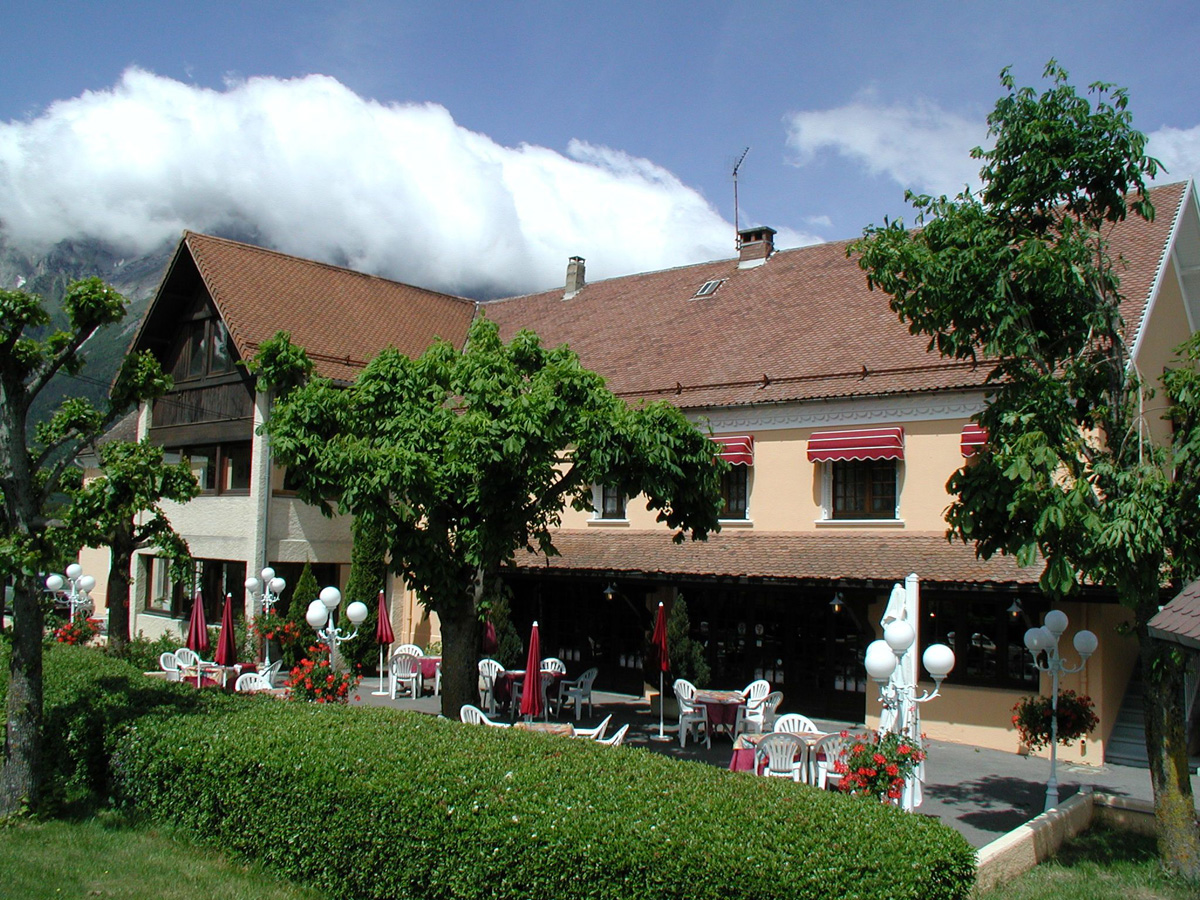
[807,426,904,462]
[712,434,754,466]
[961,423,988,458]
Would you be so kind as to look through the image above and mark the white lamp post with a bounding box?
[1024,610,1097,813]
[245,567,287,669]
[864,621,955,737]
[864,621,954,812]
[305,586,369,652]
[45,562,96,621]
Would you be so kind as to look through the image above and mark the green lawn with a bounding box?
[978,824,1197,900]
[0,813,324,900]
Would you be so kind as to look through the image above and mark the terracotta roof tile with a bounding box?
[482,183,1186,409]
[1148,579,1200,649]
[183,232,477,382]
[506,529,1040,586]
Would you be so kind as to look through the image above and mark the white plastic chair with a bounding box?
[511,671,555,721]
[754,732,807,782]
[540,657,567,674]
[159,652,181,681]
[390,654,421,699]
[673,678,710,749]
[235,672,273,692]
[557,666,598,721]
[460,704,510,727]
[260,659,283,687]
[395,643,424,657]
[774,713,819,735]
[573,714,613,740]
[598,723,630,747]
[478,658,505,714]
[812,729,872,790]
[174,647,199,669]
[735,680,773,733]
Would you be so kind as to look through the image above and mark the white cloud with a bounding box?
[784,91,987,198]
[0,69,739,297]
[1148,125,1200,186]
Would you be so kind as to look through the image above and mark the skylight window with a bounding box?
[693,279,724,298]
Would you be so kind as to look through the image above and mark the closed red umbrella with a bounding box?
[651,602,670,740]
[519,620,543,720]
[185,591,210,687]
[215,593,237,666]
[372,591,394,696]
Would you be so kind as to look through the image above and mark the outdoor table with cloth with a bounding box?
[728,731,827,774]
[693,688,747,741]
[419,656,441,694]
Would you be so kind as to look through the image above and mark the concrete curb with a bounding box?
[975,789,1094,893]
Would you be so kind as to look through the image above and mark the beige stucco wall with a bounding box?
[1134,270,1192,447]
[562,417,974,533]
[863,596,1138,766]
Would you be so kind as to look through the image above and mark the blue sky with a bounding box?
[2,2,1198,297]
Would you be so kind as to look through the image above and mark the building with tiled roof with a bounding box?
[101,180,1199,765]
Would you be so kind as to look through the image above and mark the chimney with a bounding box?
[737,226,776,269]
[563,256,586,299]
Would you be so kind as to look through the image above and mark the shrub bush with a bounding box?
[11,643,235,814]
[113,704,975,899]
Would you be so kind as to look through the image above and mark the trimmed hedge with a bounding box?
[113,707,975,898]
[26,645,975,898]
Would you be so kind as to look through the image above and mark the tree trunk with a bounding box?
[0,575,45,816]
[105,527,133,655]
[1140,632,1200,879]
[438,598,482,719]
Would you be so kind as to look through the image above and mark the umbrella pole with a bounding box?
[372,646,389,696]
[658,671,665,738]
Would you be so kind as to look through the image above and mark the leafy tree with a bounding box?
[281,561,320,670]
[255,317,724,716]
[486,587,524,670]
[852,62,1198,876]
[666,597,710,687]
[60,439,198,654]
[0,277,171,815]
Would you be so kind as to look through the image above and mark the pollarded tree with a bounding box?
[255,317,724,716]
[852,62,1199,877]
[0,278,172,815]
[60,438,198,655]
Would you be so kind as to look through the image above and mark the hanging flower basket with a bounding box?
[1011,690,1098,752]
[251,610,302,646]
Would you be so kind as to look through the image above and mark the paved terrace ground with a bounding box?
[352,686,1200,849]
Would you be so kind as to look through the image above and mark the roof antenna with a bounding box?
[732,146,750,250]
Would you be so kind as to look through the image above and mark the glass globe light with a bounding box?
[45,574,64,592]
[306,599,329,629]
[923,643,955,680]
[1024,626,1052,654]
[261,567,275,582]
[319,586,342,610]
[245,577,260,593]
[77,575,96,593]
[884,620,916,654]
[864,640,898,682]
[66,563,83,580]
[1073,629,1098,658]
[346,601,369,625]
[269,577,286,595]
[1043,609,1069,637]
